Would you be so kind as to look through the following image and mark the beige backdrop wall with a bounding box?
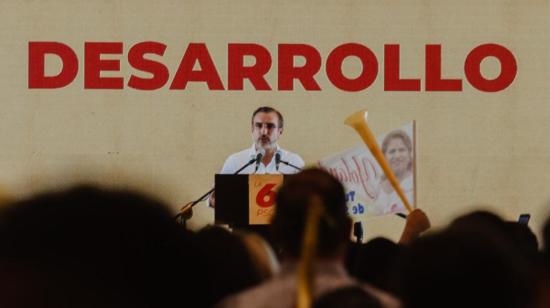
[1,0,549,242]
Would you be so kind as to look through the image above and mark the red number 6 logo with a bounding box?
[256,183,277,208]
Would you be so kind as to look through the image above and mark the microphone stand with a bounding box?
[175,155,261,225]
[279,159,303,171]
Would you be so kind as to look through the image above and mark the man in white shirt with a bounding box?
[220,106,304,175]
[209,107,304,207]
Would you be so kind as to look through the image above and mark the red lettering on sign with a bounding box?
[425,44,462,91]
[256,183,277,208]
[326,43,378,92]
[27,41,517,92]
[128,41,169,90]
[278,44,321,90]
[464,43,517,92]
[170,43,224,90]
[384,44,421,91]
[228,43,272,90]
[84,42,124,89]
[28,42,78,89]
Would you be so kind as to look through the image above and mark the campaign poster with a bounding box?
[319,122,415,221]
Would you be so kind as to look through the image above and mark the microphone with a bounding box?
[275,150,282,171]
[254,148,265,173]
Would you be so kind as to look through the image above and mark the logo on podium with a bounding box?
[248,174,283,225]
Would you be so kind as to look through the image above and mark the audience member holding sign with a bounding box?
[319,113,415,219]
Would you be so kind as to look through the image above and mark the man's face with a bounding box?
[252,112,282,151]
[384,137,411,177]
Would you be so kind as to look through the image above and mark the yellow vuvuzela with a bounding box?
[296,195,323,308]
[344,110,413,213]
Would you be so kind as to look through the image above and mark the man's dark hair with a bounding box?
[271,168,350,258]
[252,106,284,128]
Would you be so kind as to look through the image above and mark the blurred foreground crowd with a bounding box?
[0,168,549,308]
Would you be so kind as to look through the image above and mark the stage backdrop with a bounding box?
[1,0,549,241]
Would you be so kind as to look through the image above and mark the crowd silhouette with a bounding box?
[0,168,548,308]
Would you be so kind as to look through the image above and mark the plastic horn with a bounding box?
[296,195,323,308]
[344,110,413,213]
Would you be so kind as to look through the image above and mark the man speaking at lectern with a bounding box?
[219,106,305,175]
[209,107,304,208]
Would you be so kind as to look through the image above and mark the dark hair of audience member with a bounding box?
[312,286,383,308]
[398,223,535,308]
[450,211,540,266]
[448,210,507,233]
[271,168,351,259]
[504,221,539,264]
[345,237,403,295]
[0,185,207,308]
[195,226,266,306]
[240,231,280,280]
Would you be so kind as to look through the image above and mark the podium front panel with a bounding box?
[215,174,249,227]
